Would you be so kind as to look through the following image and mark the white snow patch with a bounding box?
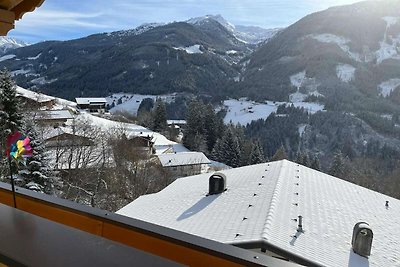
[173,45,203,54]
[226,50,238,55]
[27,53,42,60]
[11,69,31,77]
[223,99,324,125]
[298,124,307,136]
[289,71,322,101]
[0,54,16,62]
[375,17,400,64]
[107,93,176,115]
[336,64,356,82]
[383,16,399,28]
[378,79,400,97]
[289,91,307,102]
[310,34,362,62]
[290,71,306,89]
[31,77,58,85]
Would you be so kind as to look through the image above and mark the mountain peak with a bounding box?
[187,14,235,32]
[0,37,29,55]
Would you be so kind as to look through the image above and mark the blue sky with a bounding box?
[9,0,362,43]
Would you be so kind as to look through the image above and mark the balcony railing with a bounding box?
[0,182,302,266]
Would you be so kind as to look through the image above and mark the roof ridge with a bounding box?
[261,160,286,241]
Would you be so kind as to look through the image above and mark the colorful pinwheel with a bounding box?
[6,132,32,162]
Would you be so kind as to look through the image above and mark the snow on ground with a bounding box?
[223,99,278,125]
[383,16,399,27]
[0,54,16,62]
[290,71,306,89]
[289,91,307,102]
[173,45,203,54]
[223,98,324,125]
[298,124,307,136]
[76,113,188,155]
[11,69,32,77]
[336,64,356,82]
[289,71,322,102]
[107,93,176,115]
[378,79,400,97]
[31,77,58,85]
[226,50,238,55]
[376,17,400,64]
[310,34,362,62]
[27,53,41,60]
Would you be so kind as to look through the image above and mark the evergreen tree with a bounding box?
[183,100,206,151]
[20,119,57,194]
[329,150,346,178]
[212,127,241,168]
[152,99,167,132]
[271,145,288,161]
[248,141,265,165]
[0,69,23,180]
[137,98,154,116]
[310,156,321,171]
[204,104,222,152]
[301,153,310,167]
[0,69,22,135]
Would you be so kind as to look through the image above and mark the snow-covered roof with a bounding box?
[76,98,107,105]
[37,110,73,120]
[117,160,400,267]
[157,152,210,167]
[16,86,55,103]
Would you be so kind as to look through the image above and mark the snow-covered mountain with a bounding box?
[106,23,166,38]
[0,37,29,55]
[187,14,281,44]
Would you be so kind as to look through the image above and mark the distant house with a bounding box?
[118,160,400,267]
[167,120,187,129]
[36,110,74,126]
[128,135,154,158]
[76,98,107,113]
[157,152,210,178]
[44,127,92,147]
[16,86,56,109]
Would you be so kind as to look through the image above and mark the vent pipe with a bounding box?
[297,215,303,232]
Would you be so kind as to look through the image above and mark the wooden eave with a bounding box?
[0,0,44,35]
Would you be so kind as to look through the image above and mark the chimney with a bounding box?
[352,222,373,258]
[208,172,227,195]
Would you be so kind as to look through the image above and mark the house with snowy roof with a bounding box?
[36,110,74,126]
[44,127,93,147]
[117,159,400,267]
[76,97,107,113]
[16,86,56,109]
[157,152,210,178]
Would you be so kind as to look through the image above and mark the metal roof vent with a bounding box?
[208,172,227,195]
[352,222,373,258]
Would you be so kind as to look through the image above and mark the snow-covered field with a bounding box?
[378,79,400,97]
[336,64,356,82]
[107,93,176,115]
[0,54,16,62]
[376,17,400,64]
[223,98,324,125]
[75,112,188,155]
[173,45,203,54]
[290,71,306,89]
[310,34,362,62]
